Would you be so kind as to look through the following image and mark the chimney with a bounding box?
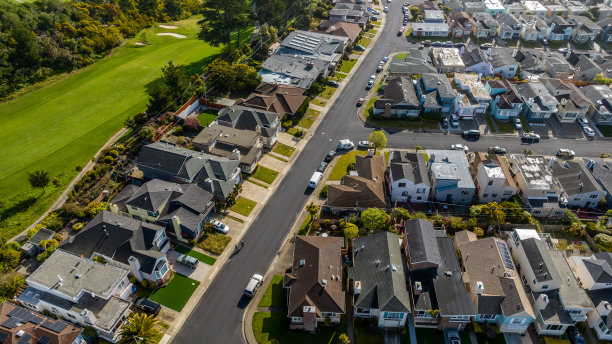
[171,215,185,243]
[384,103,392,117]
[597,301,611,317]
[354,281,362,295]
[232,149,241,161]
[535,294,550,310]
[81,309,98,325]
[476,281,484,295]
[255,125,262,134]
[414,281,423,295]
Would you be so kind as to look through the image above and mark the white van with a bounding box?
[308,172,323,188]
[337,139,354,151]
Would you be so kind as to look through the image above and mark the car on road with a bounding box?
[357,98,365,106]
[521,132,540,143]
[337,139,355,150]
[577,117,589,127]
[358,140,374,149]
[513,118,523,130]
[441,118,449,129]
[432,41,442,47]
[443,41,454,47]
[488,146,507,154]
[177,254,199,269]
[382,56,388,62]
[134,298,161,316]
[372,9,380,14]
[451,114,459,127]
[480,43,493,49]
[584,126,595,137]
[371,16,378,21]
[567,327,586,344]
[329,80,340,87]
[308,171,323,188]
[398,26,405,35]
[556,148,575,158]
[376,64,383,73]
[317,161,328,172]
[462,129,481,139]
[244,274,263,297]
[366,80,374,89]
[384,6,389,12]
[451,144,469,152]
[422,40,432,46]
[403,19,408,25]
[325,150,337,162]
[370,74,376,81]
[446,330,461,344]
[355,44,365,51]
[210,219,230,234]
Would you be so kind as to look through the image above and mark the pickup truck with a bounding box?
[244,274,264,297]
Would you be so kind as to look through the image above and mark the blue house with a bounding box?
[416,73,457,116]
[485,79,524,120]
[547,16,575,41]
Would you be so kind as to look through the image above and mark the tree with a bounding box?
[593,73,612,85]
[198,0,250,46]
[336,333,350,344]
[500,201,529,224]
[306,202,320,223]
[342,223,359,240]
[27,170,50,194]
[118,313,162,344]
[206,58,237,95]
[0,244,21,273]
[589,6,601,20]
[368,131,387,153]
[415,145,422,152]
[479,202,506,230]
[391,208,410,221]
[147,61,193,115]
[183,116,200,131]
[562,211,580,226]
[360,208,389,231]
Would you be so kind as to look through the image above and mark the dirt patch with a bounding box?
[157,33,186,38]
[159,25,178,29]
[134,41,149,46]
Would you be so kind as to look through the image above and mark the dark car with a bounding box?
[521,132,540,143]
[134,298,161,315]
[329,80,340,87]
[567,327,586,344]
[462,129,481,139]
[454,42,465,47]
[317,161,328,172]
[441,118,449,129]
[422,40,432,46]
[431,41,443,47]
[325,150,337,162]
[488,146,507,154]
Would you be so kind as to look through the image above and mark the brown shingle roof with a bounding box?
[237,83,307,117]
[323,22,362,42]
[327,155,386,209]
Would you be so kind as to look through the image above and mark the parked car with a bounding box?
[584,126,595,137]
[372,9,380,14]
[337,139,355,150]
[177,254,199,269]
[567,327,586,344]
[328,80,340,87]
[370,74,376,81]
[358,141,374,149]
[488,146,507,154]
[441,118,449,129]
[446,330,461,344]
[384,6,389,12]
[210,219,230,234]
[317,161,328,172]
[450,144,469,152]
[403,19,408,25]
[451,114,459,127]
[244,274,264,297]
[366,80,374,89]
[521,132,540,143]
[403,1,408,5]
[325,150,337,162]
[513,117,523,130]
[382,56,388,62]
[577,117,589,127]
[454,42,465,47]
[376,64,383,73]
[357,98,365,106]
[134,298,161,315]
[556,148,575,158]
[371,16,378,21]
[423,40,432,46]
[462,129,481,139]
[432,41,442,47]
[443,41,454,47]
[480,43,493,49]
[308,171,323,188]
[397,26,405,35]
[558,48,570,54]
[355,44,366,51]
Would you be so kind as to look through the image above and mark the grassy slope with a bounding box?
[0,18,231,241]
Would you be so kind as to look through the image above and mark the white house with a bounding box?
[427,150,476,205]
[523,1,548,18]
[388,150,431,203]
[453,73,491,119]
[550,159,605,209]
[470,152,517,203]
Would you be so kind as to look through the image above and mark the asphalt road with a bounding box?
[172,3,611,344]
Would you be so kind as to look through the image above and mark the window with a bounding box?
[147,210,159,217]
[533,210,541,215]
[503,190,512,195]
[480,314,496,320]
[462,191,470,195]
[533,278,537,285]
[569,310,582,315]
[417,188,426,193]
[384,312,403,319]
[492,194,497,198]
[483,194,489,197]
[598,321,607,332]
[541,285,549,290]
[356,308,369,314]
[291,317,303,323]
[402,191,409,196]
[398,183,407,188]
[545,324,564,331]
[417,310,431,318]
[321,312,335,318]
[450,316,470,322]
[589,194,599,198]
[157,262,168,277]
[66,313,76,319]
[510,318,526,325]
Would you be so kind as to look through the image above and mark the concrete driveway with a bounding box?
[167,249,212,281]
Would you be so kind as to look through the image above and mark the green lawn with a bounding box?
[245,178,269,189]
[320,86,336,100]
[149,273,200,311]
[334,72,348,80]
[519,116,530,133]
[358,37,372,47]
[476,333,506,344]
[296,109,320,129]
[596,124,612,137]
[312,98,327,107]
[339,59,357,74]
[297,215,312,235]
[353,318,384,344]
[493,117,516,133]
[252,165,279,184]
[174,245,216,265]
[272,143,296,157]
[395,53,408,59]
[0,17,238,242]
[364,110,426,130]
[230,197,257,217]
[485,115,496,132]
[252,312,345,344]
[257,275,284,308]
[197,110,218,127]
[328,151,371,181]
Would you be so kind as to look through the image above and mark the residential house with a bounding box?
[567,53,603,81]
[389,48,437,76]
[594,54,612,78]
[411,22,450,37]
[597,3,612,18]
[135,142,241,201]
[462,48,494,77]
[565,1,589,16]
[236,82,307,119]
[546,4,569,18]
[349,232,412,328]
[514,49,547,80]
[550,159,605,208]
[547,16,575,41]
[490,48,519,78]
[599,22,612,43]
[470,152,517,203]
[283,236,345,332]
[0,302,85,344]
[523,1,548,17]
[473,12,500,37]
[108,179,214,242]
[464,1,485,14]
[506,2,526,17]
[586,159,612,204]
[21,227,55,257]
[259,54,330,89]
[484,0,507,15]
[424,10,445,22]
[514,81,559,120]
[373,76,420,118]
[192,124,262,174]
[419,1,440,12]
[61,211,172,284]
[387,150,430,203]
[507,155,565,219]
[445,0,465,12]
[486,79,523,119]
[541,78,591,122]
[427,150,476,205]
[416,73,457,116]
[541,51,575,79]
[448,11,475,38]
[326,153,387,213]
[216,105,280,148]
[452,73,491,119]
[497,14,523,39]
[520,15,550,42]
[329,2,370,26]
[567,15,602,43]
[17,250,133,342]
[277,31,349,63]
[431,47,466,73]
[322,21,362,44]
[403,220,476,330]
[581,84,612,124]
[455,234,535,333]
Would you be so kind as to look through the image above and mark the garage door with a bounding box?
[383,319,401,327]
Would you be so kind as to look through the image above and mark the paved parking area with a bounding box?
[166,250,212,281]
[546,117,585,139]
[259,154,287,172]
[211,212,244,237]
[526,121,552,139]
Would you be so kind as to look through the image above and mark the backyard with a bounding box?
[252,165,279,184]
[252,312,346,344]
[197,110,218,127]
[328,150,372,180]
[149,273,200,311]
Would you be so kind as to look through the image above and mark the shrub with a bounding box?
[84,202,108,218]
[61,202,85,218]
[585,222,600,237]
[319,185,328,198]
[44,216,64,231]
[107,149,119,158]
[129,276,137,284]
[93,255,107,264]
[27,228,39,240]
[184,116,200,131]
[473,227,484,237]
[72,223,84,231]
[346,162,356,173]
[52,177,61,187]
[342,223,359,239]
[0,275,25,300]
[323,219,331,228]
[562,211,580,225]
[103,156,114,164]
[116,144,125,152]
[595,233,612,249]
[173,126,184,136]
[75,165,82,172]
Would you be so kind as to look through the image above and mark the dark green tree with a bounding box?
[198,0,250,46]
[27,170,50,194]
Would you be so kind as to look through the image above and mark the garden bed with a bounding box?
[197,232,231,255]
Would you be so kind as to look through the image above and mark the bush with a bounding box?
[595,233,612,249]
[322,219,331,228]
[319,185,328,198]
[44,216,64,231]
[562,211,580,225]
[72,223,84,231]
[75,165,82,172]
[184,116,200,131]
[84,202,108,218]
[52,177,61,187]
[346,162,356,173]
[61,202,85,218]
[103,156,114,164]
[0,275,25,300]
[585,222,600,237]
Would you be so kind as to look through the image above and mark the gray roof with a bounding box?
[279,30,348,62]
[581,85,612,114]
[549,250,593,309]
[389,151,429,186]
[427,150,475,189]
[550,160,603,196]
[374,76,420,110]
[462,48,490,68]
[490,49,518,68]
[217,105,278,138]
[584,252,612,284]
[350,232,411,313]
[25,228,55,246]
[514,82,558,112]
[590,161,612,194]
[421,74,457,98]
[587,289,612,327]
[404,219,441,266]
[514,49,546,74]
[435,236,477,316]
[498,13,522,31]
[259,54,329,89]
[534,291,574,325]
[193,124,259,148]
[521,238,560,283]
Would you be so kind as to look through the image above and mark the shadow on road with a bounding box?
[236,295,252,310]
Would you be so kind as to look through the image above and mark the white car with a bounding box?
[384,6,389,12]
[577,117,589,127]
[210,220,229,234]
[513,118,522,130]
[244,274,264,297]
[450,144,468,152]
[556,148,575,158]
[358,141,374,149]
[370,74,376,81]
[451,115,459,127]
[584,126,595,137]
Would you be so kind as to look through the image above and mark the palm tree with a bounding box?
[306,202,320,224]
[117,313,161,344]
[27,170,50,195]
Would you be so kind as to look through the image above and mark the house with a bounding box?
[389,49,437,76]
[445,0,465,12]
[135,142,241,201]
[259,54,330,89]
[508,229,594,335]
[424,10,445,22]
[216,105,280,148]
[586,159,612,204]
[0,302,85,344]
[322,21,362,44]
[192,124,262,174]
[427,150,476,205]
[277,30,348,63]
[506,2,526,17]
[462,48,494,76]
[419,1,440,12]
[17,250,133,342]
[550,159,605,208]
[541,51,575,79]
[328,2,370,26]
[403,220,476,330]
[387,150,430,203]
[236,83,307,119]
[514,49,547,80]
[541,78,591,122]
[507,155,565,219]
[546,4,569,18]
[21,227,55,257]
[416,74,457,116]
[411,22,450,37]
[513,81,559,120]
[565,1,589,16]
[491,48,519,78]
[596,3,612,18]
[448,11,475,38]
[497,14,523,39]
[594,54,612,78]
[568,53,603,81]
[283,236,345,332]
[373,76,420,118]
[61,211,172,284]
[108,179,214,242]
[349,232,412,328]
[599,22,612,43]
[547,16,575,41]
[567,15,602,43]
[464,2,485,14]
[520,15,550,42]
[452,73,491,119]
[574,253,612,341]
[483,0,506,15]
[470,152,517,203]
[455,234,534,333]
[431,47,465,73]
[326,153,387,213]
[473,12,500,37]
[486,79,523,119]
[523,1,548,17]
[581,84,612,124]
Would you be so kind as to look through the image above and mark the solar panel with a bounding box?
[16,333,32,344]
[40,320,54,331]
[1,317,19,329]
[7,307,42,324]
[38,335,52,344]
[51,321,68,333]
[496,241,515,270]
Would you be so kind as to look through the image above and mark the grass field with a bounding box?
[0,17,244,242]
[149,273,200,311]
[257,275,284,308]
[230,197,257,217]
[197,110,218,127]
[252,165,279,184]
[272,143,295,157]
[339,59,357,74]
[252,312,345,344]
[328,150,371,180]
[174,245,216,265]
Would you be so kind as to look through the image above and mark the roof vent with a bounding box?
[445,270,452,276]
[391,265,397,272]
[16,330,25,338]
[375,260,380,266]
[299,259,305,267]
[75,273,82,279]
[322,279,327,287]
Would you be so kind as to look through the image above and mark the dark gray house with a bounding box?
[216,105,280,148]
[21,228,55,257]
[373,76,420,118]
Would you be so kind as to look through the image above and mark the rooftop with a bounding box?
[404,219,441,266]
[388,151,430,186]
[428,150,475,189]
[521,237,560,284]
[431,48,465,68]
[509,155,561,191]
[454,73,491,100]
[549,250,593,309]
[550,159,603,196]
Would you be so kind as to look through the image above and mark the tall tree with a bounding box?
[368,131,387,154]
[118,313,161,344]
[360,208,389,231]
[147,61,192,115]
[306,202,320,223]
[199,0,250,46]
[27,170,50,195]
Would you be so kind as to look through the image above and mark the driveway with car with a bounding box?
[167,249,212,281]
